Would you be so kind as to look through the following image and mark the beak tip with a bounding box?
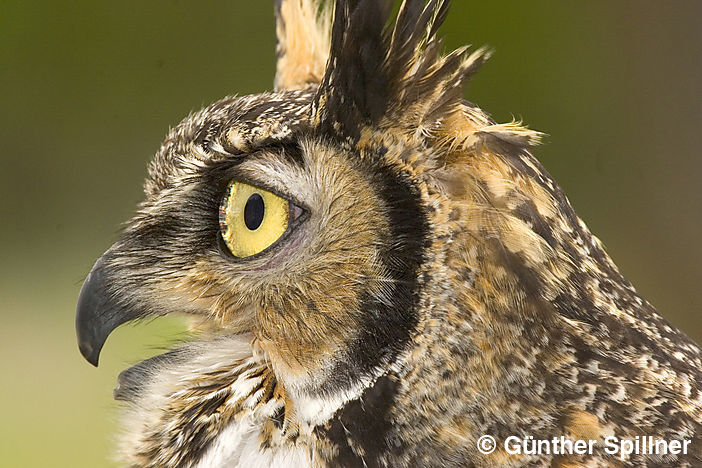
[77,336,101,367]
[75,260,111,367]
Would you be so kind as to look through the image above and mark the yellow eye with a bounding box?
[219,181,292,258]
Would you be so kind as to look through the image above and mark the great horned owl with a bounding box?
[76,1,702,466]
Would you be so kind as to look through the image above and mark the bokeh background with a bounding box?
[2,1,700,466]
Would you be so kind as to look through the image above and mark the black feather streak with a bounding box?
[318,375,402,467]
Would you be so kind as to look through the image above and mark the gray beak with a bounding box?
[75,254,140,366]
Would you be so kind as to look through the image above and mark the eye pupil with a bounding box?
[244,193,265,230]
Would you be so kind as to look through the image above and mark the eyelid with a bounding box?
[219,173,308,214]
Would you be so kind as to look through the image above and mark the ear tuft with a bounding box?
[312,0,394,141]
[274,0,332,91]
[312,0,492,145]
[304,1,540,156]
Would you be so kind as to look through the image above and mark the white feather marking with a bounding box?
[194,416,312,468]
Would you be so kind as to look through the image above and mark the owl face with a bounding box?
[75,0,510,403]
[77,82,431,399]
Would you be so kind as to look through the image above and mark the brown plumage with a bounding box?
[76,1,702,466]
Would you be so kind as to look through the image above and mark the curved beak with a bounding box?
[75,254,140,366]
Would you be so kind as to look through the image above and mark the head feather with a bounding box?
[312,0,496,147]
[274,0,332,91]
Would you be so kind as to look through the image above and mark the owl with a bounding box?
[76,1,702,466]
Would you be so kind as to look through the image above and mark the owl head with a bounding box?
[75,2,702,466]
[76,0,541,404]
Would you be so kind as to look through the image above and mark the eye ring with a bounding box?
[218,180,307,260]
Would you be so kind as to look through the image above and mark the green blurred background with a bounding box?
[2,1,700,466]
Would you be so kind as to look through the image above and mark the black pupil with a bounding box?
[244,193,265,230]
